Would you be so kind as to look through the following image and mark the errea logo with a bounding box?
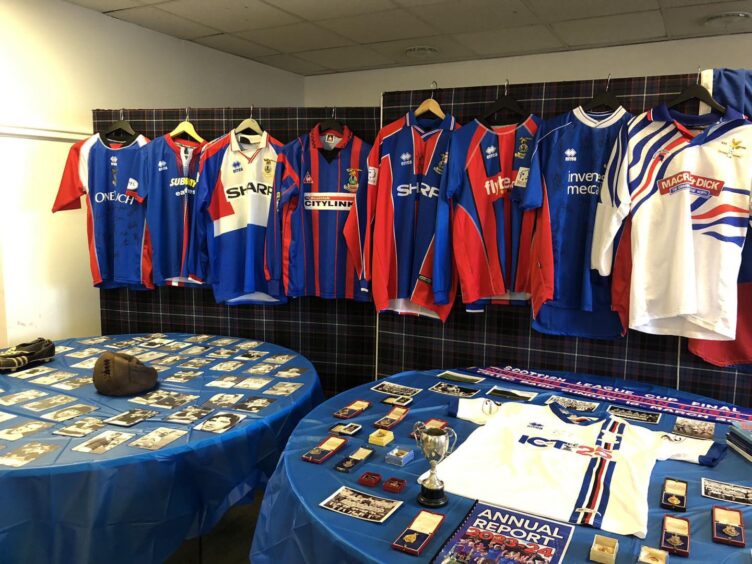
[485,145,498,159]
[564,148,577,162]
[232,160,243,173]
[400,152,412,166]
[158,160,168,172]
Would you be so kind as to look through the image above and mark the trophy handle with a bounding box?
[413,421,426,449]
[445,428,458,455]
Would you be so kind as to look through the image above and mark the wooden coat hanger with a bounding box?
[414,81,445,120]
[234,106,264,136]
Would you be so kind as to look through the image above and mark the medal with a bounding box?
[667,495,680,505]
[403,532,417,544]
[723,524,739,537]
[667,534,683,547]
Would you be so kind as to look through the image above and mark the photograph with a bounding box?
[42,404,98,422]
[52,376,92,390]
[211,337,239,347]
[121,346,148,356]
[673,416,716,440]
[701,478,752,506]
[14,366,56,379]
[429,382,480,398]
[371,381,423,398]
[139,337,174,349]
[185,334,212,343]
[53,345,74,354]
[66,347,104,359]
[78,336,111,345]
[24,394,76,412]
[211,361,245,372]
[166,406,212,424]
[0,390,48,406]
[208,348,241,359]
[31,371,77,386]
[607,405,662,424]
[104,409,159,427]
[179,358,213,369]
[130,390,198,409]
[134,351,167,363]
[265,354,295,365]
[246,363,275,375]
[545,395,601,413]
[234,350,267,362]
[202,393,244,408]
[182,346,211,356]
[73,430,134,454]
[320,486,402,523]
[195,411,246,434]
[0,412,16,424]
[235,397,275,413]
[159,341,190,353]
[105,339,139,350]
[235,340,263,350]
[265,382,303,396]
[207,375,243,388]
[0,420,53,441]
[486,385,538,402]
[153,354,185,366]
[234,377,272,390]
[165,370,203,383]
[276,367,307,378]
[71,358,99,369]
[437,370,485,384]
[53,417,105,438]
[0,442,59,467]
[130,427,187,450]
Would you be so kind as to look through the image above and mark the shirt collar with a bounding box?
[164,134,203,155]
[230,129,268,152]
[406,111,456,134]
[311,123,352,149]
[572,106,627,128]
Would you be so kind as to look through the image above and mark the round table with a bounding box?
[0,333,323,564]
[250,368,751,563]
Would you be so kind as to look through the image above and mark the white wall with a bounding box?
[304,33,752,107]
[0,0,304,346]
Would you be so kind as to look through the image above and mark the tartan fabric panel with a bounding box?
[95,107,380,397]
[379,74,750,408]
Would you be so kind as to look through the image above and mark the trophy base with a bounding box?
[418,484,448,508]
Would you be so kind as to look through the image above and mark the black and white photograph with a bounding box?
[276,367,307,378]
[52,376,92,390]
[166,406,212,424]
[78,336,110,345]
[673,416,716,440]
[545,395,601,413]
[130,390,198,409]
[184,334,212,343]
[235,340,263,350]
[195,411,246,434]
[134,351,167,363]
[211,361,245,372]
[140,337,173,349]
[71,357,99,370]
[104,409,158,427]
[211,337,239,347]
[246,363,275,375]
[73,430,134,454]
[701,478,752,506]
[234,377,272,390]
[165,370,203,383]
[0,390,48,406]
[0,442,59,467]
[265,354,295,365]
[429,382,480,398]
[207,375,243,388]
[0,412,16,424]
[43,403,98,422]
[24,394,75,412]
[130,427,187,450]
[179,358,213,369]
[0,420,53,441]
[371,381,423,398]
[265,382,303,396]
[53,417,105,438]
[31,370,76,386]
[134,333,168,341]
[437,370,485,384]
[234,350,267,362]
[208,348,241,359]
[105,339,138,350]
[14,366,56,379]
[153,354,185,366]
[182,346,211,356]
[235,397,275,413]
[52,345,74,354]
[486,385,538,402]
[202,393,244,408]
[66,347,105,359]
[607,405,662,424]
[121,346,148,356]
[158,341,190,353]
[320,486,402,523]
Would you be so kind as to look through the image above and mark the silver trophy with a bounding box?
[413,421,457,507]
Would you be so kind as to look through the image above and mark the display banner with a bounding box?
[473,366,752,424]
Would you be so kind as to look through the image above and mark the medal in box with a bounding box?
[369,429,394,447]
[333,400,370,419]
[589,534,618,564]
[334,446,373,473]
[660,477,687,511]
[301,436,347,464]
[385,446,414,466]
[712,506,745,547]
[660,514,690,557]
[374,406,409,429]
[392,510,445,556]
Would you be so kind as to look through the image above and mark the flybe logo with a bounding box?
[484,175,512,200]
[519,435,613,460]
[658,171,724,198]
[567,171,602,196]
[226,182,272,199]
[396,182,439,198]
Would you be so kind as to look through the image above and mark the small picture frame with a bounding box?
[660,514,690,557]
[392,510,445,556]
[712,506,746,547]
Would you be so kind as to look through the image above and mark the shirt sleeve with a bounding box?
[517,128,547,211]
[185,151,217,283]
[52,140,87,212]
[433,135,461,305]
[265,148,299,297]
[125,147,149,204]
[591,122,632,276]
[655,431,726,467]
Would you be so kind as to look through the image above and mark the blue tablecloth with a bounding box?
[251,369,751,563]
[0,333,323,564]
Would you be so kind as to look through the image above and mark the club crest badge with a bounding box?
[434,152,448,174]
[344,168,361,192]
[263,158,275,177]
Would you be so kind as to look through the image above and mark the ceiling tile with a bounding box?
[193,34,279,58]
[316,9,437,43]
[368,35,480,64]
[405,0,539,34]
[256,53,329,75]
[525,0,659,22]
[552,11,666,46]
[159,0,299,33]
[65,0,142,10]
[295,45,395,71]
[261,0,394,20]
[109,6,218,38]
[238,22,354,53]
[662,1,752,37]
[454,24,561,56]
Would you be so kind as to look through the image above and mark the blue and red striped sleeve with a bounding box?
[433,133,463,305]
